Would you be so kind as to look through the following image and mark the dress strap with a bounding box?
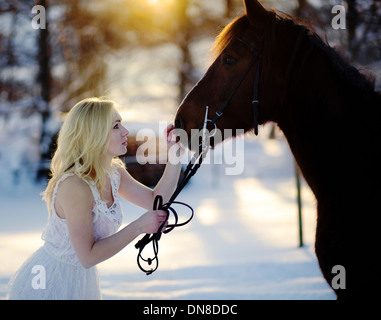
[51,170,120,216]
[51,173,102,216]
[78,176,102,203]
[108,168,121,193]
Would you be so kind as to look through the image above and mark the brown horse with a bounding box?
[175,0,381,300]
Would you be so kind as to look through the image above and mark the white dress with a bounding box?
[7,169,123,300]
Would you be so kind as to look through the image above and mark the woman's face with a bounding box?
[107,109,129,158]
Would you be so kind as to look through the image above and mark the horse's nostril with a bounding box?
[175,116,183,129]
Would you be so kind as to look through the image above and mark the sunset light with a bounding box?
[146,0,174,8]
[4,0,379,302]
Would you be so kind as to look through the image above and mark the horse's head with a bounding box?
[175,0,291,150]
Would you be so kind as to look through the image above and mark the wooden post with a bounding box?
[295,163,303,247]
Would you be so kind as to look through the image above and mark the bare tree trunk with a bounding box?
[295,0,308,17]
[4,8,18,102]
[176,0,193,104]
[37,0,51,110]
[36,0,52,180]
[225,0,234,18]
[346,0,359,57]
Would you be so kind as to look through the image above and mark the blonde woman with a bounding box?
[7,97,183,299]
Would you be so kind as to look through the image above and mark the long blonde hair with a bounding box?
[43,97,125,213]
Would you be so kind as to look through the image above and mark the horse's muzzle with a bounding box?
[174,115,184,130]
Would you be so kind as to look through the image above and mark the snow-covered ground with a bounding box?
[0,125,336,300]
[3,0,381,301]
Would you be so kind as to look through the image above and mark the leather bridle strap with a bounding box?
[210,37,263,136]
[135,122,207,275]
[134,36,264,275]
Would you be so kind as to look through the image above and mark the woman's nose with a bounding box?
[122,127,129,137]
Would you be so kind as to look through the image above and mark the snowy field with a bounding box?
[3,0,381,302]
[0,126,336,300]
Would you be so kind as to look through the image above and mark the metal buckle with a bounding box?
[200,106,217,154]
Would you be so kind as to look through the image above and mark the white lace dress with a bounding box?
[7,169,123,300]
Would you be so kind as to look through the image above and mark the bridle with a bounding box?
[209,36,264,136]
[135,35,264,275]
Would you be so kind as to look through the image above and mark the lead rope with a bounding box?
[135,107,212,275]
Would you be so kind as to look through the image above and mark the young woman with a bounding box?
[7,97,183,299]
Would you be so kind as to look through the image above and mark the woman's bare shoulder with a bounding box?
[59,174,90,190]
[55,175,93,214]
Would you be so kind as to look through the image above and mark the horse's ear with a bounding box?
[244,0,267,26]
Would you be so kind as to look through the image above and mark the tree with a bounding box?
[49,0,126,110]
[35,0,52,169]
[0,0,129,181]
[345,0,381,64]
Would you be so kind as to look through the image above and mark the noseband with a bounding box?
[209,36,263,136]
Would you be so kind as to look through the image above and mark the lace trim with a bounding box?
[50,170,122,226]
[90,169,122,228]
[42,169,123,264]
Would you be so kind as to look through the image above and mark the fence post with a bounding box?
[295,163,303,247]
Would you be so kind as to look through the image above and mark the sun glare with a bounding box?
[140,0,176,28]
[146,0,173,7]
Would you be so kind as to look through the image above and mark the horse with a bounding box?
[175,0,381,300]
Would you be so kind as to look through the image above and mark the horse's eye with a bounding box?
[222,55,237,66]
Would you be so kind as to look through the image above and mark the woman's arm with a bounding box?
[118,162,182,210]
[56,176,167,269]
[118,124,183,209]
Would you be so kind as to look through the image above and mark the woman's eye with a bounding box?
[113,124,119,129]
[222,55,237,66]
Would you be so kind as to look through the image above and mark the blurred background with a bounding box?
[0,0,380,185]
[0,0,380,300]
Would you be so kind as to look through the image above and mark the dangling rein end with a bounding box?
[134,105,218,275]
[135,194,194,275]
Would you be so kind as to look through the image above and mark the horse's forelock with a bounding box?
[211,14,249,59]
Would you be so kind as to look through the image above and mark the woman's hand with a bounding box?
[136,210,168,234]
[165,124,177,149]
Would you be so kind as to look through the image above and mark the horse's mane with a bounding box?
[212,10,378,96]
[284,16,377,94]
[212,15,245,58]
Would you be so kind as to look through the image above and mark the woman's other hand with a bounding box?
[136,209,168,234]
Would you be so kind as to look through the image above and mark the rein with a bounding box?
[135,107,211,275]
[135,36,264,275]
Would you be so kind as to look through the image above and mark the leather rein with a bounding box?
[135,36,263,275]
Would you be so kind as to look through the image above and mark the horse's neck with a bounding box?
[277,50,381,198]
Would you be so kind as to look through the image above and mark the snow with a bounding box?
[0,0,340,299]
[0,125,336,300]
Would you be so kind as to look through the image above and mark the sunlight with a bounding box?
[145,0,175,9]
[233,174,317,249]
[195,198,220,226]
[233,177,298,247]
[0,232,43,277]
